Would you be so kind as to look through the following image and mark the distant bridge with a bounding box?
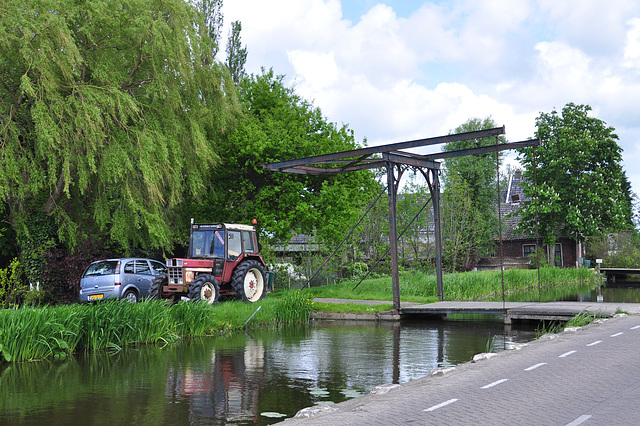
[600,268,640,285]
[400,301,640,324]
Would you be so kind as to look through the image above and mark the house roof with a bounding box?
[501,169,528,204]
[498,170,530,240]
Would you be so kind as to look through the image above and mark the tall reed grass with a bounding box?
[274,290,314,323]
[0,291,314,363]
[81,300,177,351]
[304,268,599,302]
[0,305,84,362]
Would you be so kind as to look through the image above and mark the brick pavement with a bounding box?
[282,314,640,425]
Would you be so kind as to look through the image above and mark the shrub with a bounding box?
[0,258,27,308]
[41,239,118,304]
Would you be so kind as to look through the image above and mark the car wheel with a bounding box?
[122,289,138,303]
[231,260,266,303]
[189,274,219,305]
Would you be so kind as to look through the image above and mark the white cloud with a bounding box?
[624,17,640,71]
[341,5,419,83]
[537,0,638,56]
[533,41,593,99]
[288,51,341,90]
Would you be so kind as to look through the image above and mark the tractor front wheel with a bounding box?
[232,260,266,303]
[149,274,167,300]
[189,274,219,305]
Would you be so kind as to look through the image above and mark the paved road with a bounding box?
[282,314,640,425]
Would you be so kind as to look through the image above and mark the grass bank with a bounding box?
[0,290,313,363]
[312,302,394,314]
[303,267,600,303]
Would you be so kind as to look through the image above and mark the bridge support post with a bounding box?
[387,162,401,314]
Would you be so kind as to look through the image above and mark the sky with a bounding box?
[221,0,640,196]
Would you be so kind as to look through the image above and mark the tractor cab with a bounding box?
[188,223,257,262]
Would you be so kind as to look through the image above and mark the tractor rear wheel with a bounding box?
[231,260,266,303]
[189,274,219,305]
[150,274,167,300]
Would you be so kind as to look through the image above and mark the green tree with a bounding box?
[397,175,434,264]
[226,20,247,85]
[0,0,239,255]
[440,174,481,272]
[441,117,505,268]
[586,232,640,269]
[352,184,390,269]
[197,0,224,57]
[517,103,633,249]
[191,68,377,250]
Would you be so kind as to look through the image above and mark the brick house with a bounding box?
[477,169,582,270]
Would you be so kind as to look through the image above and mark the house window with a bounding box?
[553,243,563,267]
[523,244,536,258]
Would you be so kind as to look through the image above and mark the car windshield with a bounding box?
[83,261,118,277]
[191,230,225,258]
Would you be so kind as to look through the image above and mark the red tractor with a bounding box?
[150,222,268,304]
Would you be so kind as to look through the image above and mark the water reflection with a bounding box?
[0,319,537,425]
[578,284,640,304]
[487,279,640,304]
[164,338,267,424]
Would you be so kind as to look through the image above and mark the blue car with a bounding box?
[79,258,167,303]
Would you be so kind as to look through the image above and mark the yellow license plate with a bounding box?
[89,294,104,301]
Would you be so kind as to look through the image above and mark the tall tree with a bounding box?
[190,68,377,248]
[441,117,505,268]
[198,0,224,57]
[397,176,434,263]
[226,20,248,85]
[440,174,480,272]
[0,0,239,256]
[517,103,633,247]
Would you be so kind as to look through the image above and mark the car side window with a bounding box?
[151,261,167,275]
[136,260,152,275]
[124,261,135,274]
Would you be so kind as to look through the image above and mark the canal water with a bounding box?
[0,318,537,425]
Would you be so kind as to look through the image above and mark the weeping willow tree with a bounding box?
[0,0,239,255]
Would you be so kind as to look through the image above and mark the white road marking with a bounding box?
[424,398,459,412]
[586,340,602,347]
[481,379,508,389]
[630,325,640,330]
[559,350,577,358]
[610,332,624,337]
[565,414,591,426]
[524,363,546,371]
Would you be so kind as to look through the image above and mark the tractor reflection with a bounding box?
[164,339,266,424]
